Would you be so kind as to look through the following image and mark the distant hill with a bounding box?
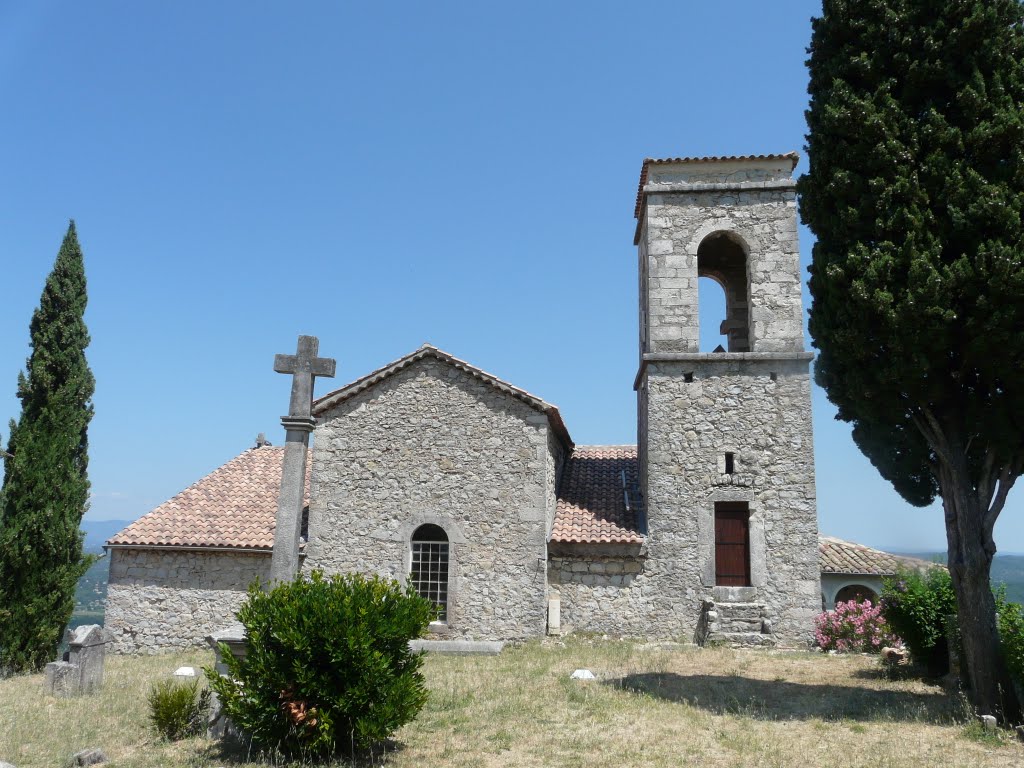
[896,550,1023,606]
[70,519,132,628]
[993,555,1024,605]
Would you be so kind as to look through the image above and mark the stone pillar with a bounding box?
[269,417,314,584]
[268,336,335,585]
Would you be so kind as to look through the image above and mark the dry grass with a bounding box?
[2,638,1022,767]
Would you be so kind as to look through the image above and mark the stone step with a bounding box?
[715,604,765,620]
[718,617,764,633]
[716,632,777,648]
[409,639,504,655]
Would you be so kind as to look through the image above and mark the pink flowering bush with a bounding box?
[814,599,900,653]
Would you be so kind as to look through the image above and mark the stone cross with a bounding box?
[269,335,336,584]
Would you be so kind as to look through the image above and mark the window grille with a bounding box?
[411,525,449,622]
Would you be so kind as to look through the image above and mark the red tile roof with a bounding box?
[551,445,646,544]
[108,444,929,576]
[106,446,309,550]
[634,152,800,218]
[313,344,572,449]
[819,536,941,576]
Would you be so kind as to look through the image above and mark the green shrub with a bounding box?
[880,566,956,675]
[995,590,1024,692]
[147,677,210,740]
[205,571,435,758]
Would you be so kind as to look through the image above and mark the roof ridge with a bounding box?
[313,344,573,448]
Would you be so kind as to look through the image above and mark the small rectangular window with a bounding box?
[724,452,735,475]
[684,372,694,383]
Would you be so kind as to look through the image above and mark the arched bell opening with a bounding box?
[697,231,751,352]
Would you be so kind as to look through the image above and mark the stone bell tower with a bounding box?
[633,153,820,645]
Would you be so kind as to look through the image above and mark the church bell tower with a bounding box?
[633,154,820,644]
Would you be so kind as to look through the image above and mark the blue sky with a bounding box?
[1,1,1020,553]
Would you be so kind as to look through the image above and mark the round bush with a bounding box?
[205,571,435,757]
[814,599,899,653]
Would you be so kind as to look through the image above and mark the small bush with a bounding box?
[995,590,1024,692]
[881,567,955,674]
[814,599,899,653]
[147,677,210,740]
[205,571,435,758]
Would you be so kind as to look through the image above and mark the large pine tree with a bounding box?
[799,0,1024,720]
[0,221,95,673]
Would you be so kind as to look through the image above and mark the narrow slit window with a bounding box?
[724,452,735,475]
[411,524,449,622]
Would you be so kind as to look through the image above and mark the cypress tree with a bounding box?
[799,0,1024,720]
[0,221,95,673]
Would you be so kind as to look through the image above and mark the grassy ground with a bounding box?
[1,638,1022,767]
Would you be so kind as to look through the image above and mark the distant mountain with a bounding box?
[80,519,132,553]
[993,555,1024,605]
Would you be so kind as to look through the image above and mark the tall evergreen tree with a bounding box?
[799,0,1024,720]
[0,221,95,673]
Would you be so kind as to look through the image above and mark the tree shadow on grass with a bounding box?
[606,673,959,724]
[850,664,948,685]
[200,736,406,766]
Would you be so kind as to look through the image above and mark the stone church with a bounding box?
[106,153,827,652]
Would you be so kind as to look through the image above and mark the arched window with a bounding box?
[834,584,878,606]
[411,524,450,622]
[697,232,750,352]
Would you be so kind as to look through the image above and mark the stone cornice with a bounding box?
[644,178,797,195]
[633,351,814,391]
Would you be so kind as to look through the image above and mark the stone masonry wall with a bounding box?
[308,356,556,641]
[640,160,803,353]
[641,358,820,644]
[548,555,654,636]
[105,548,270,653]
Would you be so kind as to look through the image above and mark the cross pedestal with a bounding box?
[268,335,335,585]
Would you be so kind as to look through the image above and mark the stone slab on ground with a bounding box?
[71,748,107,766]
[409,639,504,655]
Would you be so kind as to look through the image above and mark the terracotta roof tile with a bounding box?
[818,535,940,576]
[551,445,646,544]
[106,446,310,550]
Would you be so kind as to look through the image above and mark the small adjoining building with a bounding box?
[819,536,939,610]
[108,153,840,651]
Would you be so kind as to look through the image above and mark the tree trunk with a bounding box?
[942,472,1022,723]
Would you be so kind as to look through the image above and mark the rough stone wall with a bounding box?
[548,555,653,636]
[640,160,803,353]
[308,357,555,641]
[545,428,566,536]
[105,548,269,653]
[640,358,820,644]
[638,218,650,354]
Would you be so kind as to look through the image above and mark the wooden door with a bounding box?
[715,502,751,586]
